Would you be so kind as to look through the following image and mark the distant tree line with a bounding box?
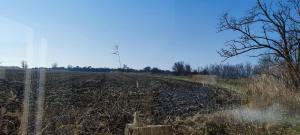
[199,63,259,79]
[47,63,172,74]
[171,61,265,79]
[17,61,270,79]
[142,66,171,74]
[66,66,113,72]
[172,61,197,75]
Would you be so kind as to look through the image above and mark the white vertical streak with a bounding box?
[34,38,47,135]
[20,28,34,135]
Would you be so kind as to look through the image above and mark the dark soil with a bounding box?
[0,69,240,135]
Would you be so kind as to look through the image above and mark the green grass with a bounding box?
[293,125,300,132]
[166,75,192,82]
[160,74,247,93]
[156,75,194,82]
[215,79,248,94]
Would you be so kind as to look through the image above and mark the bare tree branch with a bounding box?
[218,0,300,89]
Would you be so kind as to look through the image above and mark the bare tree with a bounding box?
[21,60,28,69]
[52,63,58,69]
[113,45,122,69]
[172,62,185,75]
[172,62,193,75]
[184,64,192,75]
[143,66,151,72]
[218,0,300,89]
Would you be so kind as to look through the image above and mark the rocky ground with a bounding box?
[0,69,240,135]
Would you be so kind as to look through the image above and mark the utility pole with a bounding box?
[113,45,122,69]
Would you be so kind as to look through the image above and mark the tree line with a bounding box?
[18,60,266,79]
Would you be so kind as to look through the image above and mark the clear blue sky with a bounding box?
[0,0,258,70]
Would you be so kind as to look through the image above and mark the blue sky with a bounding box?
[0,0,258,70]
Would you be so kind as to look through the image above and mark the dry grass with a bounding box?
[169,75,300,135]
[170,112,298,135]
[191,75,217,85]
[245,75,300,113]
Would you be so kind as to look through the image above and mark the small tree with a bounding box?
[200,69,209,75]
[151,67,162,74]
[143,66,151,72]
[21,61,28,69]
[172,61,185,75]
[52,63,58,69]
[256,56,273,75]
[185,64,192,75]
[112,45,122,69]
[172,61,193,75]
[67,65,73,69]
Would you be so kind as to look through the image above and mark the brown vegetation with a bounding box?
[0,69,239,134]
[170,75,300,135]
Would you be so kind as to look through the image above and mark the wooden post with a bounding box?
[125,112,172,135]
[125,125,172,135]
